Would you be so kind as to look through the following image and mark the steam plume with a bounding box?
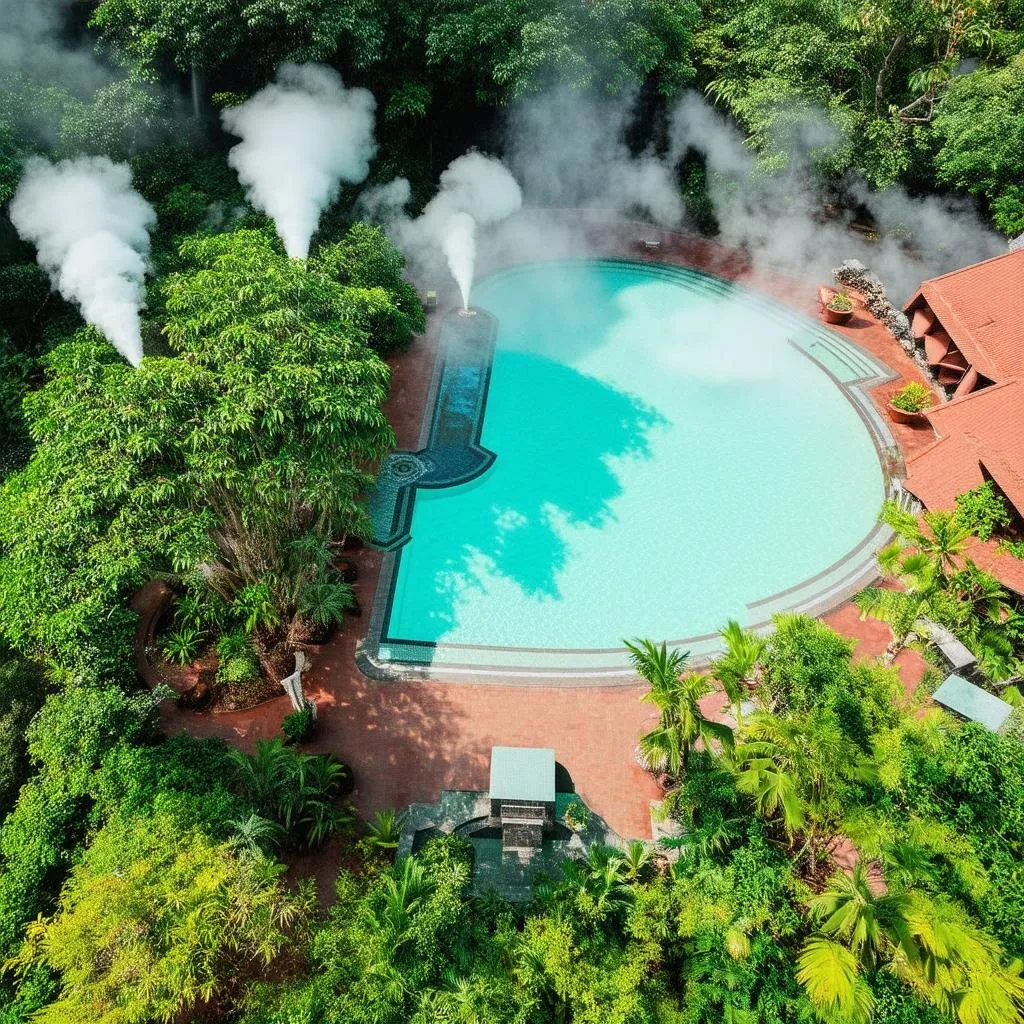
[442,212,477,309]
[667,91,1003,299]
[363,151,522,307]
[0,0,110,99]
[9,156,156,365]
[505,88,683,226]
[222,64,377,259]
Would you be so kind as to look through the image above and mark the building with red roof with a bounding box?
[901,249,1024,593]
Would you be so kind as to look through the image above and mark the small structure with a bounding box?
[933,674,1013,733]
[924,620,981,681]
[903,249,1024,399]
[488,746,556,855]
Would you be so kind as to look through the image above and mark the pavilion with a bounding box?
[902,249,1024,594]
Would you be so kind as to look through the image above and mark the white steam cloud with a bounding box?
[666,92,1003,300]
[366,88,1001,311]
[505,88,683,227]
[362,151,523,308]
[442,211,478,309]
[0,0,111,99]
[222,63,377,259]
[9,156,156,366]
[476,88,1003,303]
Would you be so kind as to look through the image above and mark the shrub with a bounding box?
[161,626,203,666]
[282,702,316,744]
[364,808,405,851]
[890,381,932,413]
[826,290,853,312]
[0,643,46,819]
[563,799,592,832]
[7,808,314,1023]
[955,481,1011,541]
[229,739,351,849]
[216,630,261,685]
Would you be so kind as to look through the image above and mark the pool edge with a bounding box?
[358,258,901,685]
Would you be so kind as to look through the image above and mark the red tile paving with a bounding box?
[160,230,933,842]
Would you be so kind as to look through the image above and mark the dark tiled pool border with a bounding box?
[358,259,900,683]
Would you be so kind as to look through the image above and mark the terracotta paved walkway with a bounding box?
[161,231,933,841]
[162,604,927,840]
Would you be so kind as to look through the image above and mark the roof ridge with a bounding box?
[926,377,1020,418]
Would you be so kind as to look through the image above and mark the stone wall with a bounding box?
[832,258,936,382]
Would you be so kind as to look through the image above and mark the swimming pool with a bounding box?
[367,260,894,676]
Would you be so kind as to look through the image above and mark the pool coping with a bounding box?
[357,258,900,684]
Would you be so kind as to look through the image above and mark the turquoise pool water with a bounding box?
[376,261,888,670]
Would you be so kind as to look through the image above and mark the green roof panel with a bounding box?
[489,746,556,803]
[933,675,1012,733]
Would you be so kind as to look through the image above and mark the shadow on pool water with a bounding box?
[409,350,665,621]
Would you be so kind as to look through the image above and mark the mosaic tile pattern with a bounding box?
[369,310,498,550]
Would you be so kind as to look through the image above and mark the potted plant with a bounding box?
[888,381,933,425]
[822,288,855,325]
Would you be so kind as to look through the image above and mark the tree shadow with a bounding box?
[390,349,664,641]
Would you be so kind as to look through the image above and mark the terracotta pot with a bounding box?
[887,402,930,426]
[823,304,854,325]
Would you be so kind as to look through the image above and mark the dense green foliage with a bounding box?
[0,226,403,683]
[1,1,1023,1021]
[9,808,313,1024]
[222,616,1023,1024]
[856,499,1024,679]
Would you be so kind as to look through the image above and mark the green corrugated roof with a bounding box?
[489,747,555,803]
[933,675,1012,732]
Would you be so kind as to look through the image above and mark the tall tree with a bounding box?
[426,0,701,101]
[7,808,313,1024]
[933,51,1024,235]
[729,711,875,864]
[713,619,765,728]
[0,227,399,683]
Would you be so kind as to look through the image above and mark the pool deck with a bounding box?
[161,226,935,845]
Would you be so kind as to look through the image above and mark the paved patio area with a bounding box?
[161,230,934,843]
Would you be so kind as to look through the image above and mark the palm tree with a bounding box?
[730,712,875,864]
[366,808,406,853]
[228,813,285,856]
[799,877,1024,1024]
[618,839,653,881]
[713,620,764,728]
[953,561,1013,621]
[858,501,978,661]
[863,509,1013,665]
[297,576,355,629]
[808,862,914,970]
[628,638,734,778]
[558,846,634,921]
[881,500,971,582]
[856,549,941,661]
[371,857,435,950]
[796,936,875,1024]
[901,893,1024,1024]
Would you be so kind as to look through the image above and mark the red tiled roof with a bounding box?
[904,249,1024,382]
[964,537,1024,597]
[903,378,1024,513]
